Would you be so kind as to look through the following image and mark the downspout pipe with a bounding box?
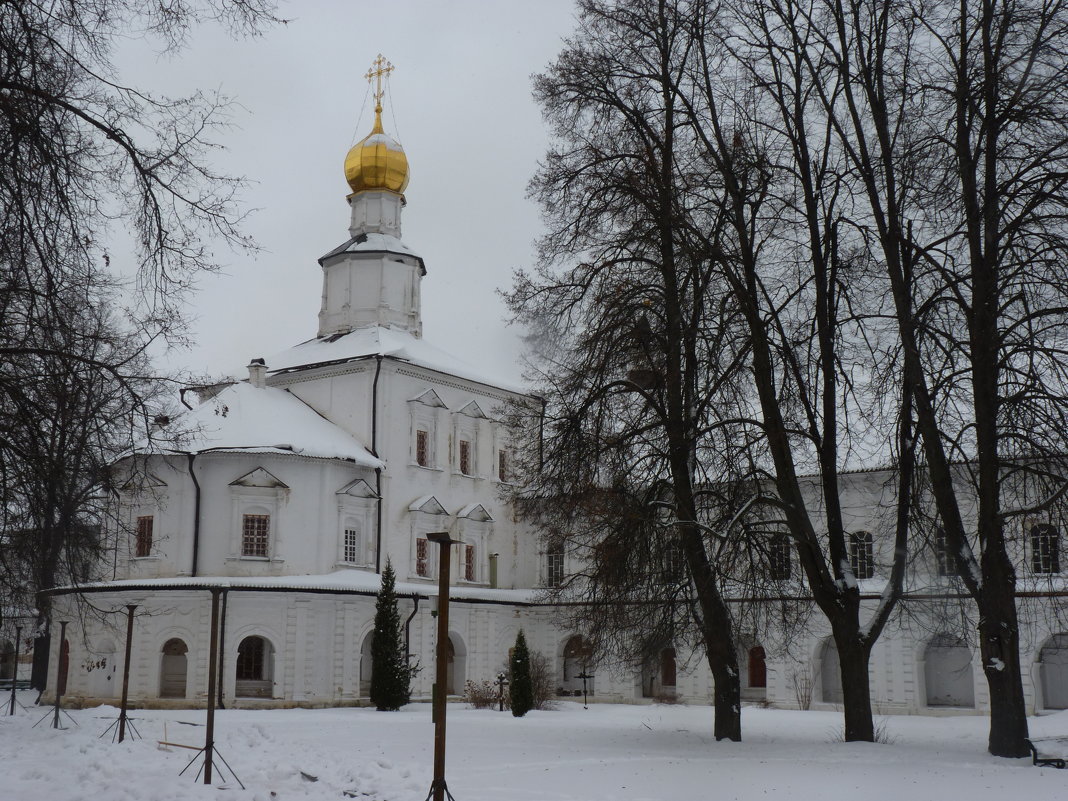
[217,589,228,709]
[187,452,201,577]
[404,596,420,663]
[372,354,384,574]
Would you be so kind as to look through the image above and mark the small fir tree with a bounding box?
[370,559,411,710]
[510,629,534,717]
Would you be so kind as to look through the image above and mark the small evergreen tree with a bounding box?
[509,629,534,717]
[370,559,411,710]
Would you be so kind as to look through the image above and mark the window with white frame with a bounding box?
[409,389,446,469]
[1030,523,1061,574]
[344,527,361,564]
[229,467,288,561]
[454,401,486,478]
[849,531,875,579]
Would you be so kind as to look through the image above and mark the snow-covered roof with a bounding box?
[65,571,542,605]
[265,325,526,394]
[319,232,425,272]
[141,382,382,468]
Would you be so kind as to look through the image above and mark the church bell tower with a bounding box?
[318,54,424,338]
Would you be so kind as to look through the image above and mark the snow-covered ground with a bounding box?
[2,694,1066,801]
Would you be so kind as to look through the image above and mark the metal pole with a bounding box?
[428,531,456,801]
[203,589,221,785]
[52,621,68,729]
[117,605,137,742]
[7,625,21,715]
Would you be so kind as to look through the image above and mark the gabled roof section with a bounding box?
[230,467,288,489]
[336,478,379,499]
[120,472,168,491]
[262,325,526,394]
[318,232,426,275]
[408,495,449,515]
[456,502,494,522]
[136,382,383,469]
[456,400,488,419]
[409,388,447,408]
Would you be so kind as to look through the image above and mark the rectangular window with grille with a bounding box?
[546,545,564,587]
[344,528,360,564]
[242,514,270,558]
[849,531,874,579]
[1031,523,1061,574]
[459,440,472,475]
[416,429,429,467]
[934,526,958,577]
[498,449,508,482]
[135,515,153,557]
[416,537,429,577]
[768,535,791,581]
[464,544,475,581]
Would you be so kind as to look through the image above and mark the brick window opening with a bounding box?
[464,544,475,582]
[498,449,508,482]
[416,429,429,467]
[135,515,153,557]
[242,514,270,558]
[416,537,430,577]
[344,528,360,564]
[459,440,472,476]
[1031,523,1061,574]
[849,531,874,579]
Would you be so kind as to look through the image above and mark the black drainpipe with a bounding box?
[187,452,201,577]
[404,596,420,662]
[216,589,228,709]
[372,354,384,574]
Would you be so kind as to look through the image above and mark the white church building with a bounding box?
[43,69,1068,717]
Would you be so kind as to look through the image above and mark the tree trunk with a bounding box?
[979,578,1030,756]
[837,639,875,742]
[709,652,742,742]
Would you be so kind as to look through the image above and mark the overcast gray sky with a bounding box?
[118,1,578,385]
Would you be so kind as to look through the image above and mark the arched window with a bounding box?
[561,635,594,695]
[768,535,791,581]
[235,636,273,698]
[160,638,188,699]
[660,648,677,688]
[1030,523,1061,574]
[924,634,974,707]
[849,531,874,579]
[1040,633,1068,710]
[820,639,842,704]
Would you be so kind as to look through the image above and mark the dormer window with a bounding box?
[409,389,446,469]
[229,467,288,562]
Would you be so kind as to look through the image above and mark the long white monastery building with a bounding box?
[41,76,1068,717]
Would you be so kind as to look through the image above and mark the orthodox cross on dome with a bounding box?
[365,53,394,122]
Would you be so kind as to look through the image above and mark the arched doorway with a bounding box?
[748,645,767,687]
[660,648,677,691]
[0,640,14,681]
[820,639,842,704]
[1040,633,1068,710]
[235,636,273,698]
[159,639,188,699]
[924,634,974,707]
[445,633,466,695]
[359,631,374,697]
[561,635,594,696]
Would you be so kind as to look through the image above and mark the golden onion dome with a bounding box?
[344,104,410,195]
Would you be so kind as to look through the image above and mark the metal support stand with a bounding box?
[7,625,21,716]
[496,672,509,712]
[424,531,459,801]
[578,672,594,710]
[100,605,141,742]
[179,589,234,787]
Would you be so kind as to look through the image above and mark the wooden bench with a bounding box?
[1026,738,1068,769]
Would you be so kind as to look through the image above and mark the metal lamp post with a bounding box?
[7,625,21,716]
[577,671,594,709]
[495,671,509,712]
[426,531,459,801]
